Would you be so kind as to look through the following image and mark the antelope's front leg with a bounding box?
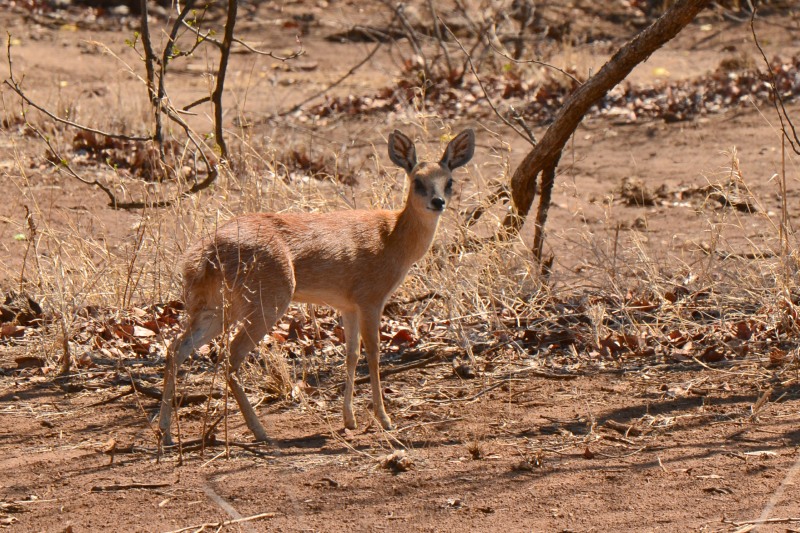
[359,310,393,430]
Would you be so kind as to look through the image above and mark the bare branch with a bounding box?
[504,0,712,262]
[27,117,213,210]
[211,0,238,161]
[182,96,211,112]
[749,5,800,155]
[487,40,582,85]
[427,0,453,76]
[155,100,220,194]
[232,35,304,60]
[2,79,151,142]
[139,0,163,148]
[279,41,383,116]
[163,512,277,533]
[464,183,510,227]
[180,18,305,60]
[511,0,534,60]
[382,1,432,81]
[510,105,537,145]
[442,20,535,147]
[4,34,150,142]
[162,0,200,71]
[26,120,120,206]
[453,9,499,86]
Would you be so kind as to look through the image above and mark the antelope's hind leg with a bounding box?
[226,293,292,442]
[159,309,224,445]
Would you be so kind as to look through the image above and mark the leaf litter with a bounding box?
[305,54,800,127]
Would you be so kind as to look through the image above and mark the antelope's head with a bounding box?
[388,129,475,216]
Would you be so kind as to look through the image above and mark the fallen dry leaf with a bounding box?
[15,356,45,369]
[132,325,155,338]
[1,324,26,338]
[390,328,416,346]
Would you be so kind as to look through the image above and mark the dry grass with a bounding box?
[4,96,800,435]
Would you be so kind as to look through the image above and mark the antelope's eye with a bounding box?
[445,178,454,192]
[413,178,426,194]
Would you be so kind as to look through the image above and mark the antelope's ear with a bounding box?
[440,129,475,170]
[388,130,417,174]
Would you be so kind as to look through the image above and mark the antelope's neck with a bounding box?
[390,205,440,268]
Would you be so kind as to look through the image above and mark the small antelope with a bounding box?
[158,129,475,445]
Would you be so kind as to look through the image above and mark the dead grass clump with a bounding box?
[513,450,544,472]
[379,449,414,473]
[70,132,197,183]
[466,440,484,460]
[276,146,359,186]
[618,176,665,207]
[246,347,295,401]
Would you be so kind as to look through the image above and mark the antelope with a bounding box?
[158,129,475,445]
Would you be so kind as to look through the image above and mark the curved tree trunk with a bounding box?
[504,0,713,263]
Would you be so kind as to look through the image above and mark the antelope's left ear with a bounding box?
[440,129,475,170]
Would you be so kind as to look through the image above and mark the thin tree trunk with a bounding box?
[212,0,238,163]
[139,0,162,159]
[504,0,712,260]
[531,156,559,262]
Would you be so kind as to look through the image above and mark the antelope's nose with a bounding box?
[430,197,446,211]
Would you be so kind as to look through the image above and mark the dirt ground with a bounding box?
[1,1,800,532]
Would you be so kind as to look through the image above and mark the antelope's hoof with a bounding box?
[252,429,270,443]
[379,416,394,431]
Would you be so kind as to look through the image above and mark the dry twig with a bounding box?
[90,482,171,492]
[163,512,278,533]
